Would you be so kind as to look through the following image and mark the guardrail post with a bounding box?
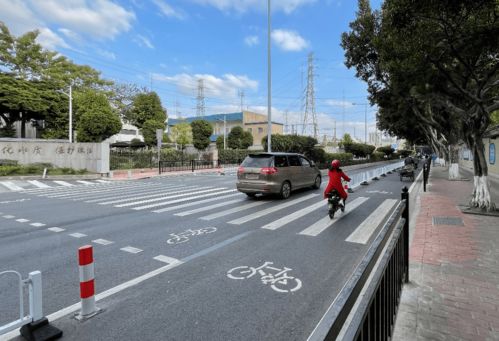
[423,163,428,192]
[29,271,43,321]
[76,245,101,320]
[191,160,195,172]
[401,186,409,283]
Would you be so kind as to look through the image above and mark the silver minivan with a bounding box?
[236,153,322,199]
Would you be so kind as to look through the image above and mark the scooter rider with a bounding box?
[324,160,351,212]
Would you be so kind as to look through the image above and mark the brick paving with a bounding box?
[393,166,499,340]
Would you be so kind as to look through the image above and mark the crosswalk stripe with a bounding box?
[261,200,325,230]
[174,199,245,216]
[120,246,143,254]
[116,187,222,208]
[92,238,113,245]
[44,182,155,198]
[299,197,369,237]
[133,189,237,210]
[228,193,319,225]
[16,219,30,223]
[84,184,189,203]
[345,199,398,244]
[153,193,241,213]
[102,185,203,206]
[95,180,111,183]
[53,180,73,187]
[76,180,94,185]
[199,200,267,221]
[0,181,24,191]
[69,233,87,238]
[28,180,51,188]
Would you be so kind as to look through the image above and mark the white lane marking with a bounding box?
[95,180,111,183]
[53,180,73,187]
[0,181,24,191]
[30,222,46,227]
[45,182,157,199]
[345,199,398,244]
[83,184,188,203]
[261,200,325,230]
[153,255,183,264]
[69,233,87,238]
[92,238,114,245]
[299,197,369,237]
[101,185,202,205]
[3,215,15,219]
[174,199,245,216]
[28,180,51,188]
[47,227,65,233]
[228,194,319,225]
[76,180,94,185]
[16,218,30,223]
[133,189,238,210]
[120,246,143,254]
[200,200,267,220]
[153,193,241,213]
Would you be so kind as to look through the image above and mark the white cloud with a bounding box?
[29,0,135,40]
[271,29,309,51]
[0,0,43,34]
[244,35,259,47]
[152,73,258,99]
[96,48,116,60]
[134,34,154,49]
[152,0,185,19]
[37,27,70,49]
[325,99,354,108]
[58,28,81,41]
[190,0,316,14]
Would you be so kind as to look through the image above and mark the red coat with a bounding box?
[324,169,351,200]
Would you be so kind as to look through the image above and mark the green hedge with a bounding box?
[0,163,87,176]
[218,149,263,162]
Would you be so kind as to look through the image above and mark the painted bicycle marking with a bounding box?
[227,261,302,293]
[167,227,217,244]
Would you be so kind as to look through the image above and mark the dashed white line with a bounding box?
[92,238,114,245]
[153,255,183,265]
[120,246,143,254]
[30,222,46,227]
[53,180,74,187]
[69,233,87,238]
[47,227,65,233]
[3,215,15,219]
[16,218,30,223]
[76,180,95,185]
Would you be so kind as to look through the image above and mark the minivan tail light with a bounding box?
[260,167,278,175]
[237,166,245,174]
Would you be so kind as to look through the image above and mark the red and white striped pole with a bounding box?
[76,245,99,320]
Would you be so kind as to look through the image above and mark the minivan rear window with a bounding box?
[241,155,271,167]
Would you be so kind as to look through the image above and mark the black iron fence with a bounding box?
[309,187,410,341]
[159,159,243,174]
[423,158,431,192]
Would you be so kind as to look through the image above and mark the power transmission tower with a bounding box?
[196,78,205,117]
[238,90,245,112]
[302,52,317,138]
[284,110,289,134]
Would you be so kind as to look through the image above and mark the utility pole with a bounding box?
[364,103,368,144]
[196,78,205,117]
[284,110,289,134]
[342,90,345,140]
[267,0,272,153]
[60,84,73,143]
[238,90,245,112]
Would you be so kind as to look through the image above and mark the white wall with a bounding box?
[0,139,109,173]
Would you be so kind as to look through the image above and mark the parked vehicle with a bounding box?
[399,164,415,181]
[236,153,321,199]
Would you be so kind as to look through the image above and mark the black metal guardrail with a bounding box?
[158,159,243,174]
[309,187,410,341]
[423,158,431,192]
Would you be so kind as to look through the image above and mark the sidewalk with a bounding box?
[393,166,499,340]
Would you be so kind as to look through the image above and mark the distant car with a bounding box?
[236,152,322,199]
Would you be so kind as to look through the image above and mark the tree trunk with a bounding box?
[448,144,460,180]
[470,138,495,211]
[20,112,26,138]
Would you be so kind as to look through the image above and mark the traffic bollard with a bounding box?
[75,245,101,320]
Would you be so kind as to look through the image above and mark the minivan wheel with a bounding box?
[246,193,257,198]
[280,181,291,199]
[312,175,321,189]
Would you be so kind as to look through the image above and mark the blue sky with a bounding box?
[0,0,383,141]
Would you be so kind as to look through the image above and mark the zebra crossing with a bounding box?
[0,179,112,192]
[18,180,400,242]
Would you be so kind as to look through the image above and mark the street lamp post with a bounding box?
[216,115,227,150]
[60,84,73,143]
[267,0,272,153]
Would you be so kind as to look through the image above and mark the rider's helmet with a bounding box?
[331,159,340,169]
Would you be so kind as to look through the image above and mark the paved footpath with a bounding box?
[393,166,499,340]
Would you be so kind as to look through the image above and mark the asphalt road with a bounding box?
[0,165,419,341]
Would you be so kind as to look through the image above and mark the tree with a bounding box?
[227,126,253,149]
[342,0,499,210]
[75,91,121,142]
[141,119,165,147]
[376,146,394,157]
[170,122,192,150]
[191,120,213,150]
[216,135,225,150]
[108,83,147,122]
[127,92,166,129]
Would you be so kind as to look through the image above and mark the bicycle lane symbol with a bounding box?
[167,227,217,245]
[227,261,302,293]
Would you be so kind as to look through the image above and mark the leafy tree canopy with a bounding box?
[228,126,253,149]
[127,92,166,129]
[141,119,165,147]
[191,120,213,150]
[170,122,192,150]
